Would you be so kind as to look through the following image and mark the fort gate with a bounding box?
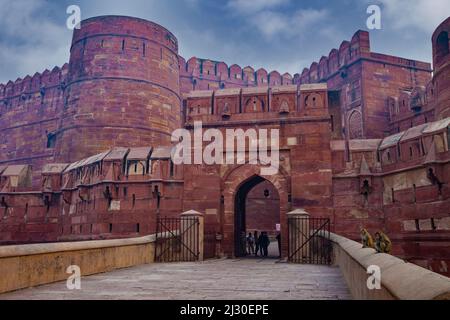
[222,165,290,258]
[1,15,449,277]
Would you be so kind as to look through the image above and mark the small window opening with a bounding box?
[47,133,56,149]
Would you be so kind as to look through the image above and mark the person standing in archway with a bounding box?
[254,231,260,257]
[246,232,255,255]
[260,232,270,258]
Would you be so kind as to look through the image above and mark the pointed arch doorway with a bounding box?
[234,175,281,258]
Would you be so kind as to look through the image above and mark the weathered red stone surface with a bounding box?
[0,15,449,276]
[55,16,181,163]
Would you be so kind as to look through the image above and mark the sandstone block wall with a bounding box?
[0,235,156,294]
[55,16,181,163]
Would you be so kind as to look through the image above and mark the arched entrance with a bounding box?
[221,164,290,259]
[234,175,281,258]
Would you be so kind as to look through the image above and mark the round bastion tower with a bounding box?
[55,16,181,162]
[432,17,450,120]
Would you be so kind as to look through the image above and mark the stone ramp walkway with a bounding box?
[0,259,352,300]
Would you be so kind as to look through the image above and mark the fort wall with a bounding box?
[300,30,432,139]
[0,15,449,276]
[0,65,69,185]
[178,56,295,93]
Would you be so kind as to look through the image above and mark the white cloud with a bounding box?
[249,8,329,39]
[0,0,70,83]
[227,0,291,14]
[377,0,450,33]
[226,0,329,39]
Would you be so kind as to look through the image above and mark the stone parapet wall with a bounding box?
[0,235,157,294]
[326,232,450,300]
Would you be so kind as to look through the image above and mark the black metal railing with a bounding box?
[288,217,331,265]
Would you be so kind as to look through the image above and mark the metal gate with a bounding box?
[155,217,200,262]
[288,217,331,265]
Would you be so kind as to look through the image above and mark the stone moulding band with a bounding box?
[0,153,54,164]
[54,124,173,137]
[70,33,179,57]
[185,116,332,129]
[0,84,62,101]
[0,118,58,132]
[65,76,182,102]
[59,179,184,191]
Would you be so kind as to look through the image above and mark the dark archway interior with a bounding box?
[234,175,280,258]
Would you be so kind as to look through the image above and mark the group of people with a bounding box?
[360,228,392,254]
[244,231,281,258]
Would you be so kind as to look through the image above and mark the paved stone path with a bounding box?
[1,259,352,300]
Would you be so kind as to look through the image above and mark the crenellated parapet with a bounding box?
[295,30,371,85]
[0,64,69,104]
[296,30,431,87]
[179,56,294,93]
[0,64,70,174]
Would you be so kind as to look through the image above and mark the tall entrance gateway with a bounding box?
[234,175,281,258]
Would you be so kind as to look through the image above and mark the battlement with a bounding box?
[0,64,69,102]
[179,56,294,91]
[297,30,431,85]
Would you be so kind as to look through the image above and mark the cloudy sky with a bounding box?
[0,0,449,84]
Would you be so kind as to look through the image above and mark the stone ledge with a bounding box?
[0,231,181,259]
[325,232,450,300]
[0,233,175,294]
[0,235,155,258]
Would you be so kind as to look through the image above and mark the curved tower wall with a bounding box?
[432,17,450,120]
[55,16,181,162]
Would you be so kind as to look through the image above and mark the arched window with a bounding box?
[348,110,363,139]
[436,31,449,62]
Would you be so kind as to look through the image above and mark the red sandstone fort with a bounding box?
[0,16,449,276]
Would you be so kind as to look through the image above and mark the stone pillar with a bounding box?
[287,209,310,263]
[180,210,204,261]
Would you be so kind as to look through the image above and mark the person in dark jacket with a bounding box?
[254,231,260,257]
[259,232,270,257]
